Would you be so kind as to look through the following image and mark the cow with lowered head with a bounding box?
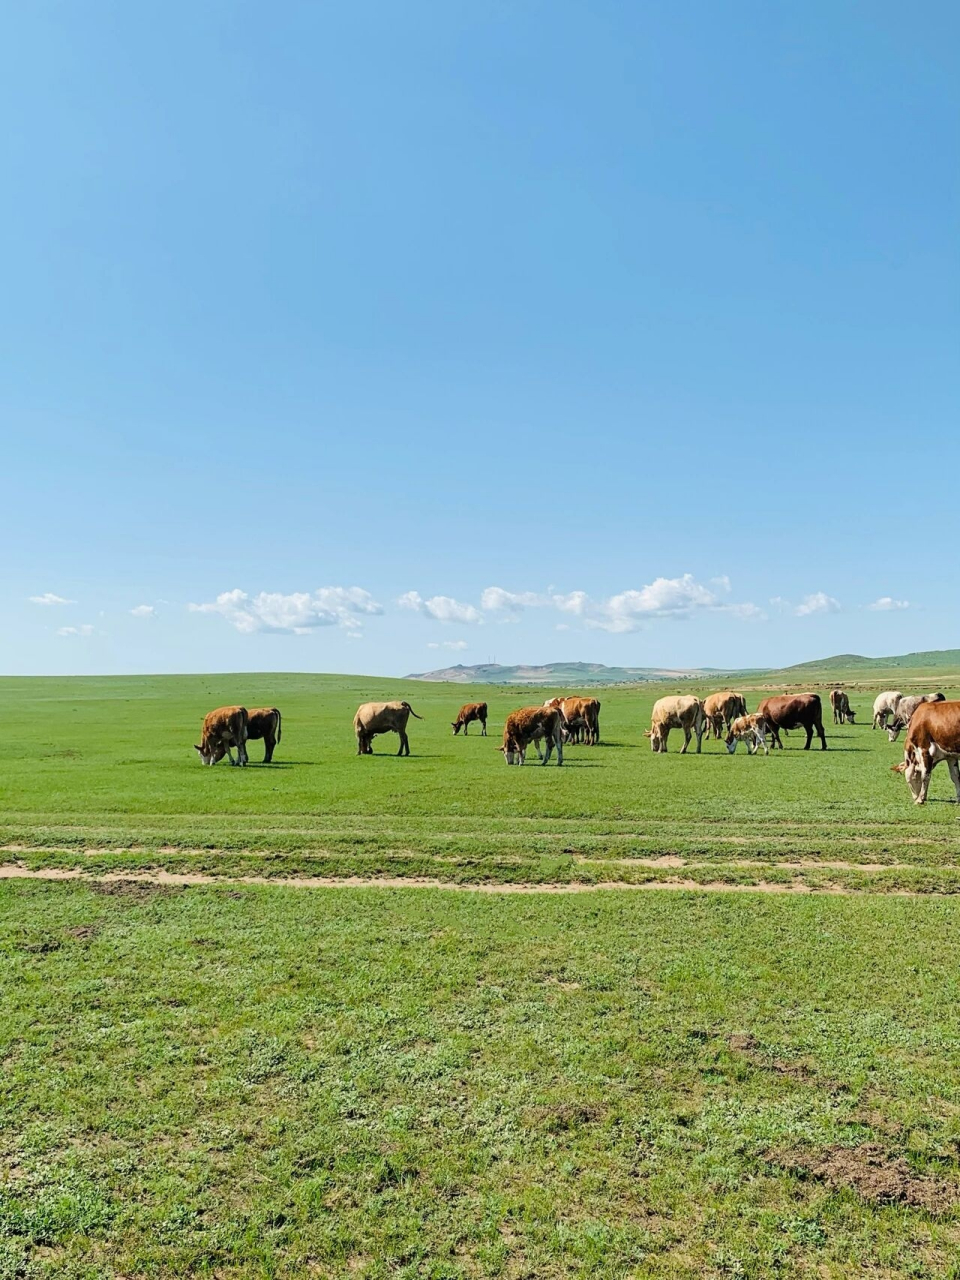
[195,706,249,766]
[354,701,423,756]
[756,693,827,751]
[500,706,564,765]
[893,699,960,804]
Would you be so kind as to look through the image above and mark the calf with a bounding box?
[544,696,601,745]
[703,691,747,739]
[354,701,423,756]
[647,696,705,754]
[452,702,487,736]
[724,713,770,755]
[756,694,826,751]
[893,699,960,804]
[500,706,564,765]
[194,706,249,766]
[247,707,282,762]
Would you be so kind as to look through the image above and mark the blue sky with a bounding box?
[4,1,957,676]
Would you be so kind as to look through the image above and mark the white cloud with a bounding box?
[189,587,382,635]
[869,596,909,612]
[398,591,481,624]
[30,593,75,606]
[480,587,549,613]
[57,624,94,637]
[795,592,841,617]
[557,575,763,632]
[427,639,469,651]
[130,604,155,618]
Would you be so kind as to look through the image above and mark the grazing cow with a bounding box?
[543,696,601,745]
[500,706,564,765]
[647,696,705,754]
[452,702,488,736]
[872,691,903,730]
[725,713,770,756]
[703,691,747,739]
[829,689,856,725]
[246,707,282,762]
[756,694,827,751]
[354,701,423,756]
[885,693,946,743]
[194,705,249,767]
[893,700,960,804]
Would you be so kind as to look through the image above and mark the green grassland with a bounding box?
[5,672,960,1278]
[2,671,960,892]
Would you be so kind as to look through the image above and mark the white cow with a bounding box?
[872,691,903,730]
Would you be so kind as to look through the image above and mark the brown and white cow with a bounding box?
[246,707,282,762]
[543,696,601,745]
[724,713,769,756]
[829,689,855,725]
[893,700,960,804]
[354,701,423,756]
[703,691,747,739]
[452,702,487,736]
[500,706,564,765]
[756,694,827,751]
[885,693,946,743]
[647,696,705,754]
[194,706,249,766]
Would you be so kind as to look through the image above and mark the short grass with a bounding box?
[2,673,960,891]
[3,881,960,1279]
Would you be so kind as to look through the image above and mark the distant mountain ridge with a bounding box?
[405,661,730,685]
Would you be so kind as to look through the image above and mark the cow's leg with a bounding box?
[263,734,274,763]
[541,738,553,765]
[947,758,960,802]
[225,744,237,766]
[481,719,487,737]
[533,738,545,761]
[556,733,563,766]
[695,723,704,754]
[680,727,690,755]
[816,718,827,751]
[397,729,408,756]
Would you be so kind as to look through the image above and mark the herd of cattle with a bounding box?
[194,686,960,804]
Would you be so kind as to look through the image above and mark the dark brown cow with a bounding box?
[893,700,960,804]
[194,706,249,767]
[452,702,487,736]
[247,707,282,762]
[756,694,826,750]
[499,706,564,766]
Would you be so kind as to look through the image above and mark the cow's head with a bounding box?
[844,710,857,724]
[886,722,903,743]
[451,721,463,735]
[892,749,924,801]
[499,737,520,765]
[194,741,224,766]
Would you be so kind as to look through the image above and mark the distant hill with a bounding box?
[405,661,729,685]
[777,649,960,675]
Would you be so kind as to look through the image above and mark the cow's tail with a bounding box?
[274,708,282,743]
[239,707,250,741]
[406,703,423,719]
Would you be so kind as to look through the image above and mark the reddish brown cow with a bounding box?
[194,706,249,767]
[756,694,826,751]
[893,700,960,804]
[246,707,282,762]
[452,702,487,736]
[499,706,564,766]
[543,696,601,745]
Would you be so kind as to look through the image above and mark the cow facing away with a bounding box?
[500,706,564,765]
[246,707,282,762]
[452,702,487,736]
[195,706,249,767]
[872,691,903,730]
[885,693,946,743]
[756,694,827,751]
[893,699,960,804]
[543,696,601,745]
[829,689,856,724]
[725,714,770,756]
[647,696,705,754]
[354,701,423,756]
[703,691,747,739]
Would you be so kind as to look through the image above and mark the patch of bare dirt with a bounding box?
[768,1144,958,1212]
[64,924,98,940]
[728,1033,845,1093]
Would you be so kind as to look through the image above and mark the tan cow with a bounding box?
[247,707,282,762]
[703,691,747,739]
[543,696,601,745]
[354,701,423,756]
[452,702,487,736]
[829,689,855,724]
[500,706,564,765]
[647,696,705,754]
[194,706,249,767]
[893,700,960,804]
[724,713,769,756]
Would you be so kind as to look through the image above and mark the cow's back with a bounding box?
[906,701,960,755]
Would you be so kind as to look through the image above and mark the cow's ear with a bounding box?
[194,745,202,752]
[891,762,907,773]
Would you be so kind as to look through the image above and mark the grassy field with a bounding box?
[2,672,960,892]
[4,673,960,1278]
